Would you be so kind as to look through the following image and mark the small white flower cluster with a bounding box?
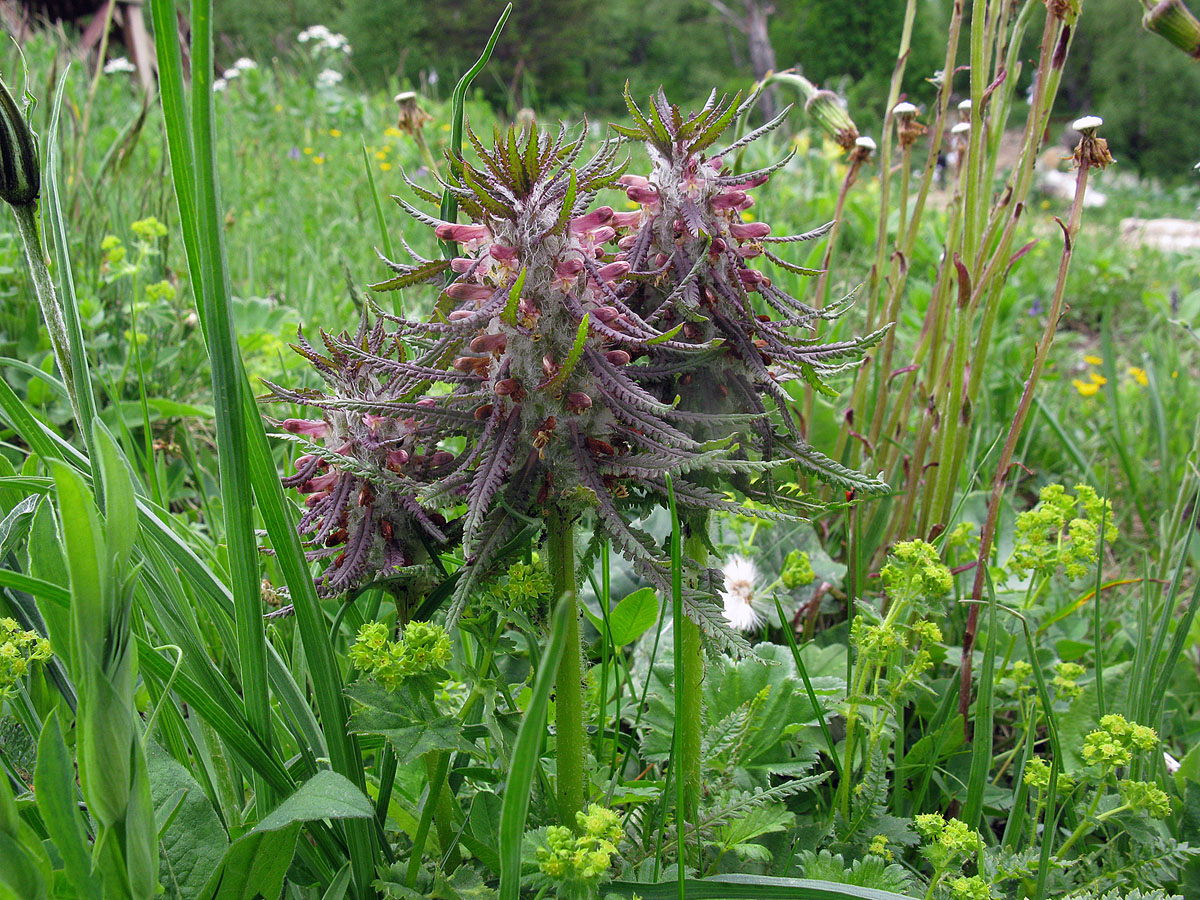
[103,56,136,75]
[298,24,351,54]
[316,69,345,90]
[719,555,770,632]
[214,57,257,92]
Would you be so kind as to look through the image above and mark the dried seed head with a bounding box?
[805,89,859,152]
[1071,115,1115,170]
[893,101,926,149]
[393,91,432,135]
[850,135,877,164]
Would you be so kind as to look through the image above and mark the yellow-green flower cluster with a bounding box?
[881,540,953,602]
[1053,661,1086,699]
[1081,714,1157,770]
[868,834,893,861]
[101,234,127,266]
[349,620,452,690]
[1118,779,1171,818]
[130,216,168,241]
[536,804,624,883]
[951,875,992,900]
[0,618,51,699]
[1010,484,1117,579]
[781,549,815,589]
[1023,756,1074,795]
[915,813,982,872]
[851,618,902,663]
[493,557,551,609]
[946,521,980,557]
[145,280,176,302]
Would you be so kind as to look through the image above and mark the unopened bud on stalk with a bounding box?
[0,77,39,207]
[893,101,926,149]
[1142,0,1200,59]
[805,89,859,152]
[1071,115,1115,169]
[393,91,432,135]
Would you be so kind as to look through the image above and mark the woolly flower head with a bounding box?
[613,87,889,499]
[720,554,769,631]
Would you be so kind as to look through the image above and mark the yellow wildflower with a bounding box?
[1084,354,1103,365]
[302,146,314,155]
[273,103,283,113]
[384,126,404,138]
[329,128,343,138]
[740,210,755,222]
[313,155,325,165]
[380,162,393,171]
[1127,366,1149,386]
[1072,378,1100,397]
[441,123,451,131]
[1088,371,1107,385]
[375,150,387,160]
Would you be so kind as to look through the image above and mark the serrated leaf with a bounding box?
[369,259,451,292]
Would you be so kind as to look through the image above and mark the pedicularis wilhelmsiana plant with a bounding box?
[267,86,888,629]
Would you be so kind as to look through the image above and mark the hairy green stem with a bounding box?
[10,202,78,420]
[679,517,708,822]
[548,505,585,827]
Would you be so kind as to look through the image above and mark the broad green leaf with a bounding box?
[48,460,105,674]
[147,742,228,900]
[607,587,659,646]
[35,712,101,900]
[253,770,374,834]
[93,421,138,580]
[196,825,300,900]
[347,709,472,759]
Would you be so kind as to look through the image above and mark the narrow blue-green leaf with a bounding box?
[607,874,920,899]
[438,4,512,260]
[498,598,571,900]
[962,571,997,830]
[45,71,98,453]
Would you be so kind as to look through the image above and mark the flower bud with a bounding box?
[282,418,329,438]
[0,77,39,206]
[805,89,858,152]
[445,282,494,301]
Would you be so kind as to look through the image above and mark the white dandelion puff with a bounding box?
[720,555,769,632]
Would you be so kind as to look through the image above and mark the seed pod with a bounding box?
[0,77,39,206]
[805,89,859,152]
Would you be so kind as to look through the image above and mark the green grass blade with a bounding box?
[961,570,997,830]
[499,597,571,900]
[185,0,274,812]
